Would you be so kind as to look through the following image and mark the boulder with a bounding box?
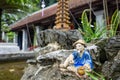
[21,48,100,80]
[37,29,83,49]
[105,36,120,60]
[21,50,82,80]
[22,30,120,80]
[102,51,120,80]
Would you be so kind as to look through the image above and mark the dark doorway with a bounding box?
[27,27,35,48]
[18,31,22,50]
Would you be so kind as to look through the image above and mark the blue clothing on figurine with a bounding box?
[72,50,93,69]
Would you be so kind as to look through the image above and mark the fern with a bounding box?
[80,9,106,42]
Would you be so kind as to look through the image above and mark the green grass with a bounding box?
[0,61,27,80]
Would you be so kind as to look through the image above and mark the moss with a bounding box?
[0,61,27,80]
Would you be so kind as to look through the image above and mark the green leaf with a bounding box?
[86,72,98,80]
[86,71,105,80]
[81,9,94,42]
[110,10,120,36]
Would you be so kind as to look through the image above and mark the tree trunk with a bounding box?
[0,9,2,40]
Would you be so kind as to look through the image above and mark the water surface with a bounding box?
[0,61,27,80]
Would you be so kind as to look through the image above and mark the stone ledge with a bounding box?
[0,43,20,54]
[0,52,35,61]
[0,43,18,46]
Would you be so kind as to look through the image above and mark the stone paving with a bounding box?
[0,43,20,54]
[0,43,35,61]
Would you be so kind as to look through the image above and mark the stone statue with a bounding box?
[60,39,93,78]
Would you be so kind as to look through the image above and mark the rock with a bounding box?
[27,59,37,65]
[21,63,80,80]
[21,65,39,80]
[34,42,61,57]
[21,45,108,80]
[114,50,120,61]
[86,44,102,66]
[94,38,108,63]
[93,36,120,63]
[37,29,83,49]
[94,38,108,48]
[21,49,94,80]
[22,31,120,80]
[36,50,73,64]
[87,36,120,79]
[112,51,120,73]
[21,50,82,80]
[105,36,120,60]
[102,61,113,79]
[102,51,120,80]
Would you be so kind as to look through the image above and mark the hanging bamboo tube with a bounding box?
[54,0,71,30]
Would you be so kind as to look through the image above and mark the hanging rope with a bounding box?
[116,0,119,11]
[69,11,82,30]
[89,0,92,24]
[103,0,107,25]
[103,0,107,26]
[103,0,110,26]
[106,0,109,26]
[86,1,96,16]
[69,0,94,30]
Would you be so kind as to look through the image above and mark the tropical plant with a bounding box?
[1,13,18,42]
[6,32,14,42]
[86,71,105,80]
[109,10,120,37]
[0,0,27,39]
[79,9,106,42]
[0,0,40,40]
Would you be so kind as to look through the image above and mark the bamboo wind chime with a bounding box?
[54,0,71,30]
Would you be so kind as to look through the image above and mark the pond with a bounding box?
[0,61,27,80]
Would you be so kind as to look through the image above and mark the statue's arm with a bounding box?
[84,52,93,70]
[62,54,74,68]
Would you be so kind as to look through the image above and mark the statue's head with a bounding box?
[73,39,86,51]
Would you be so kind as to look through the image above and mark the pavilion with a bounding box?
[10,0,120,51]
